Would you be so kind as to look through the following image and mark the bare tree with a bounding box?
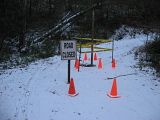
[19,0,27,52]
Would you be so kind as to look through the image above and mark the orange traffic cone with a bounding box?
[83,53,88,61]
[74,59,78,68]
[107,78,120,98]
[74,59,79,68]
[112,58,116,69]
[75,59,80,70]
[98,58,103,69]
[94,53,97,61]
[68,78,78,96]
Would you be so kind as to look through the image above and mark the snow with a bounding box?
[0,33,160,120]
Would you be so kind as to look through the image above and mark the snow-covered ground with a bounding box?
[0,33,160,120]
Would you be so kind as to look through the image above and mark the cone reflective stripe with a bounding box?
[83,53,88,61]
[107,78,120,98]
[112,58,116,69]
[68,78,76,95]
[98,58,102,69]
[94,53,97,61]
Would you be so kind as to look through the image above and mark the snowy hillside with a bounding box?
[0,32,160,120]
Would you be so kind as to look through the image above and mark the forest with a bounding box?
[0,0,160,73]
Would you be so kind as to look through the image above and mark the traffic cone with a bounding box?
[112,58,116,69]
[68,78,78,96]
[74,59,79,68]
[94,52,97,61]
[98,58,102,69]
[107,78,120,98]
[75,59,80,70]
[83,53,88,61]
[74,59,78,68]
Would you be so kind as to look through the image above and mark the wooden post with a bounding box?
[91,8,95,66]
[78,42,82,72]
[112,38,114,62]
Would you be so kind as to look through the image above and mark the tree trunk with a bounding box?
[29,0,32,18]
[0,0,6,53]
[0,0,5,17]
[0,37,5,53]
[49,0,52,15]
[19,0,27,52]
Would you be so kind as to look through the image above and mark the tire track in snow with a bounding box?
[23,58,65,119]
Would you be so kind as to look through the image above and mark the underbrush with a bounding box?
[135,35,160,77]
[0,38,60,72]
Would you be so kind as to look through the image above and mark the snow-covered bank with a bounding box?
[0,33,160,120]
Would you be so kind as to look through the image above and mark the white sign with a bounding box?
[60,40,77,60]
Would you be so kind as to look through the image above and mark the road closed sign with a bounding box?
[60,40,77,60]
